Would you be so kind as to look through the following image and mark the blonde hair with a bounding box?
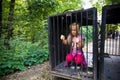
[69,22,80,31]
[67,22,80,45]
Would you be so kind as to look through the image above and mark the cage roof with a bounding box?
[49,8,97,26]
[104,4,120,24]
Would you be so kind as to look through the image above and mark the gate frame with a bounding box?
[100,4,120,80]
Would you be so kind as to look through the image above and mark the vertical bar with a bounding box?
[80,11,83,44]
[100,6,107,80]
[55,16,58,66]
[115,29,118,55]
[114,31,116,55]
[86,10,89,75]
[114,30,117,55]
[57,15,60,64]
[70,12,72,55]
[0,0,2,38]
[66,14,69,55]
[115,35,118,55]
[48,17,55,70]
[108,24,111,54]
[109,25,111,54]
[61,16,64,61]
[117,30,120,55]
[117,31,119,55]
[75,12,77,23]
[118,32,120,55]
[70,13,72,25]
[112,30,115,55]
[110,25,112,55]
[53,17,57,67]
[106,25,108,54]
[108,25,111,54]
[48,17,52,70]
[93,8,98,80]
[80,10,83,72]
[75,12,77,71]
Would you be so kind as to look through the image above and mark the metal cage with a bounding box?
[48,8,98,80]
[100,4,120,80]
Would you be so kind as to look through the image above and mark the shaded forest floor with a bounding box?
[0,61,50,80]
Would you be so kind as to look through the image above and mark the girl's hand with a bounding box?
[60,35,67,45]
[60,35,65,41]
[76,42,81,48]
[77,40,84,48]
[76,38,79,43]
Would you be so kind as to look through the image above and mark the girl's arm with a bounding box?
[81,39,84,48]
[77,35,85,48]
[77,39,84,48]
[60,35,67,45]
[60,34,71,45]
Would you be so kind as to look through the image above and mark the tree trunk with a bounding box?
[0,0,2,38]
[4,0,15,49]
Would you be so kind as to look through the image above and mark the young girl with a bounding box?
[60,22,87,69]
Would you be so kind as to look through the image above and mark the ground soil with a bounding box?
[0,61,50,80]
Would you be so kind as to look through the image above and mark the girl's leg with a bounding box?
[65,53,73,67]
[74,54,83,65]
[81,55,87,67]
[80,52,87,67]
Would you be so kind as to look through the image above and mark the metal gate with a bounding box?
[48,7,98,80]
[100,4,120,80]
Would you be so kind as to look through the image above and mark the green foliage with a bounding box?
[80,26,93,43]
[0,37,48,76]
[27,0,58,20]
[105,24,120,35]
[1,0,83,77]
[24,47,48,66]
[91,0,120,15]
[0,60,26,76]
[2,0,10,28]
[91,0,106,16]
[0,46,27,76]
[105,0,120,4]
[92,1,102,14]
[56,0,82,13]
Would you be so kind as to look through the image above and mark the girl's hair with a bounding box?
[67,22,80,45]
[69,22,80,32]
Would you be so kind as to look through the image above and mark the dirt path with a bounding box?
[0,61,50,80]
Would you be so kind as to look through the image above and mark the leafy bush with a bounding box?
[24,48,48,66]
[0,36,49,76]
[24,42,48,66]
[0,48,27,76]
[80,26,93,44]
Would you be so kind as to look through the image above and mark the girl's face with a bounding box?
[71,25,78,37]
